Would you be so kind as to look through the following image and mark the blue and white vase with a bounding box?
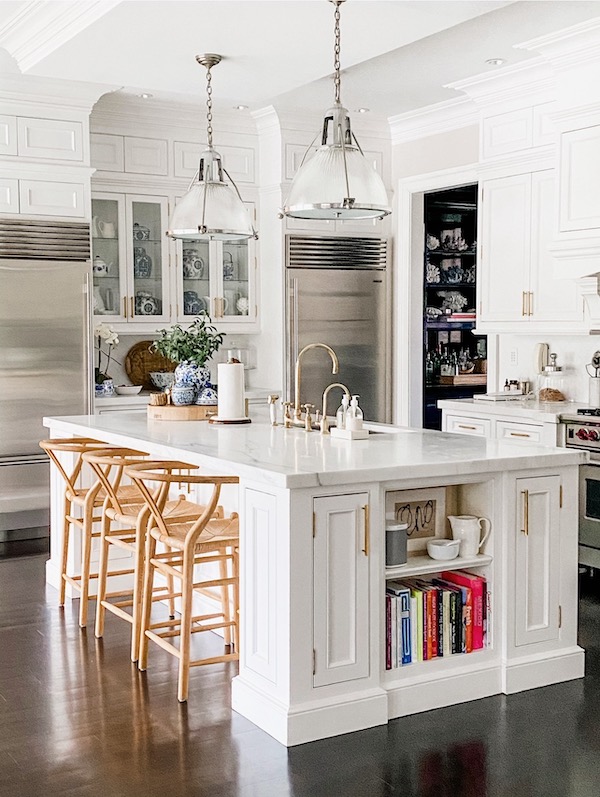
[170,385,195,406]
[174,361,210,392]
[195,384,218,406]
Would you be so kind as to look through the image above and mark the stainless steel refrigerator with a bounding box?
[286,235,391,423]
[0,219,92,543]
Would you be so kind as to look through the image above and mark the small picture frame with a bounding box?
[385,487,447,552]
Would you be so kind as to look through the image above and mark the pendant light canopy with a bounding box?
[167,54,257,242]
[282,0,391,221]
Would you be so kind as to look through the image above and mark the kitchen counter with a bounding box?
[43,410,585,747]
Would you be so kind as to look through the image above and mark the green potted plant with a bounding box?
[150,314,224,404]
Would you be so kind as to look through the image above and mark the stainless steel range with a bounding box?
[562,408,600,569]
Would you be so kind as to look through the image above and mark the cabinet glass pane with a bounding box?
[91,198,121,316]
[132,201,163,318]
[182,241,210,317]
[222,241,249,317]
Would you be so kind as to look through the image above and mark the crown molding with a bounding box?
[0,72,118,118]
[388,96,478,145]
[91,93,258,138]
[251,106,281,136]
[516,16,600,70]
[0,0,120,72]
[447,57,555,111]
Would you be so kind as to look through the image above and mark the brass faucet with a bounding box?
[294,343,339,421]
[321,383,351,435]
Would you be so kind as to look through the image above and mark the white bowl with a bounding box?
[426,539,460,561]
[150,371,175,389]
[114,385,143,396]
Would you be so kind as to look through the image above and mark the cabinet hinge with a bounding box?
[559,605,562,629]
[312,512,316,538]
[313,649,316,676]
[560,484,563,508]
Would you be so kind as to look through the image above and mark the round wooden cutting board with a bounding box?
[124,340,176,390]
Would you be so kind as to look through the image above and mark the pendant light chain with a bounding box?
[205,63,214,148]
[333,0,342,104]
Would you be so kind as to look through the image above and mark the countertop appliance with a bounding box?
[0,218,92,544]
[561,407,600,570]
[285,235,391,423]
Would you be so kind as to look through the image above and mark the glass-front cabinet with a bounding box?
[91,192,170,326]
[174,236,256,326]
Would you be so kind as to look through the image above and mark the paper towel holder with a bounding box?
[208,355,252,425]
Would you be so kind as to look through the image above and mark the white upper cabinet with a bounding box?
[90,133,124,172]
[478,169,584,331]
[0,115,17,156]
[124,137,168,176]
[174,141,255,184]
[558,125,600,234]
[17,117,84,162]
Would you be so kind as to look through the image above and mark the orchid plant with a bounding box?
[95,323,120,384]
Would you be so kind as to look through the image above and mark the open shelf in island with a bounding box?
[385,552,492,579]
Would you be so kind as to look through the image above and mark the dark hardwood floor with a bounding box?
[1,554,599,797]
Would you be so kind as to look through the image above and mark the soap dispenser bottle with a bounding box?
[336,394,350,430]
[346,395,364,431]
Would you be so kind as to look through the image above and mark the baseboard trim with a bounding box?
[502,646,585,693]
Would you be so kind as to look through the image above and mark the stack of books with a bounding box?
[385,570,489,669]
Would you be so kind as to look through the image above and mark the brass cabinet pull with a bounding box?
[123,296,127,318]
[130,296,134,317]
[510,432,530,438]
[522,291,527,317]
[521,489,529,535]
[458,424,476,430]
[362,504,370,556]
[529,291,534,316]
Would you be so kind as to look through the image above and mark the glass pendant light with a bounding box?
[167,54,257,241]
[282,0,390,221]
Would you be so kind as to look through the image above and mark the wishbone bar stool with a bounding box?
[125,463,239,703]
[39,437,116,627]
[84,453,224,662]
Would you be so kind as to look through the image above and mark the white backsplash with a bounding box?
[497,334,600,404]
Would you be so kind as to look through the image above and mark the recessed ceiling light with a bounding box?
[234,104,248,111]
[139,92,153,99]
[357,107,370,114]
[485,58,506,67]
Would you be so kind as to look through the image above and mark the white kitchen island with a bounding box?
[44,410,586,746]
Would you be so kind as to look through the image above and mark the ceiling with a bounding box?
[1,1,600,119]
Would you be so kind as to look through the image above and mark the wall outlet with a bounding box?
[509,349,518,366]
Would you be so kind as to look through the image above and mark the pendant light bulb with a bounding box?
[282,0,390,221]
[167,53,257,242]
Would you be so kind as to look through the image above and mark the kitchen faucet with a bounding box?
[320,383,351,435]
[294,343,339,422]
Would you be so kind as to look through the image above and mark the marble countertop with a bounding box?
[44,408,586,489]
[438,397,592,423]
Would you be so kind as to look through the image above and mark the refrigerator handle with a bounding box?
[291,277,299,363]
[84,270,94,414]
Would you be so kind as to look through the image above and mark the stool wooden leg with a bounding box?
[219,553,232,647]
[139,534,157,672]
[59,494,71,607]
[167,571,176,620]
[94,511,111,639]
[78,498,95,628]
[130,515,146,662]
[177,551,194,703]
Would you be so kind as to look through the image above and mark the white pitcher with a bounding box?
[448,515,491,557]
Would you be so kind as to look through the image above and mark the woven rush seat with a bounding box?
[125,462,240,702]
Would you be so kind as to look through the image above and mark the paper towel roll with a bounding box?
[217,362,246,420]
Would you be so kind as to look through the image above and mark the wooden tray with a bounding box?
[147,404,217,421]
[124,341,176,390]
[439,374,487,386]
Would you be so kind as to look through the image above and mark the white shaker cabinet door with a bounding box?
[514,475,560,647]
[558,125,600,233]
[313,493,370,687]
[478,174,531,323]
[529,170,583,323]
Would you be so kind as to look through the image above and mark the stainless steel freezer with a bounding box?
[0,219,92,542]
[286,235,391,423]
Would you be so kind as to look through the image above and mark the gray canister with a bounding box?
[386,521,408,567]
